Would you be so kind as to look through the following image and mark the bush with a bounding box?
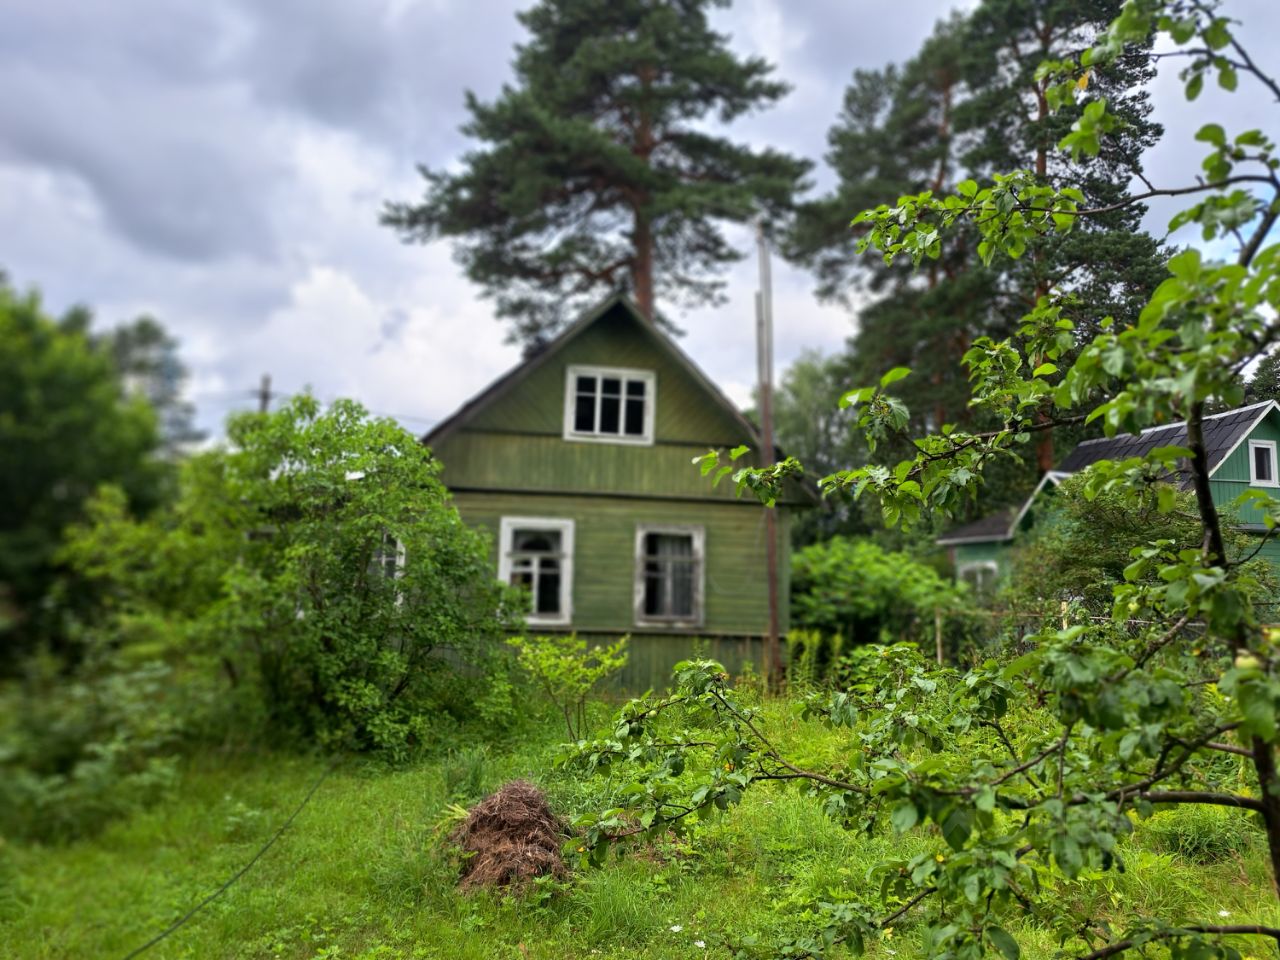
[1004,474,1276,617]
[790,537,976,654]
[0,650,182,842]
[508,634,628,739]
[784,630,846,686]
[63,396,518,759]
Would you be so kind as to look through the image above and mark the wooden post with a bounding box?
[257,373,272,414]
[935,608,944,666]
[755,220,783,689]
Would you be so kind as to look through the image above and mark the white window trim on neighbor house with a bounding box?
[498,516,575,627]
[1250,439,1279,487]
[633,523,705,629]
[956,560,1000,595]
[562,364,656,445]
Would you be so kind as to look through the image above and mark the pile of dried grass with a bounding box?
[450,779,568,890]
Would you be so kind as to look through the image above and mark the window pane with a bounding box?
[626,380,646,398]
[535,569,561,614]
[600,394,621,433]
[1258,446,1272,481]
[601,377,621,396]
[574,394,595,432]
[576,375,597,394]
[625,397,645,435]
[648,533,693,558]
[670,561,694,616]
[643,567,663,616]
[513,530,559,553]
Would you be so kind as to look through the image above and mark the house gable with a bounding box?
[1208,402,1280,527]
[426,296,810,504]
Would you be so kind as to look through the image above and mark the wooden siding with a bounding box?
[453,490,790,637]
[1211,413,1280,527]
[460,308,748,445]
[437,431,757,500]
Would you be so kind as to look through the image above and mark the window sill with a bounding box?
[563,432,654,447]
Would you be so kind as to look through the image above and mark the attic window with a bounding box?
[564,365,655,445]
[1250,440,1278,486]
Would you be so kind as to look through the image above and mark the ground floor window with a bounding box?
[634,525,705,627]
[498,517,574,626]
[956,560,1000,597]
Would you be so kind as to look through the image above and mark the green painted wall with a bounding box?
[431,301,802,641]
[952,541,1010,574]
[453,490,789,637]
[437,431,752,500]
[1210,414,1280,527]
[461,307,746,446]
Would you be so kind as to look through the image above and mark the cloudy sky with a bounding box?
[2,0,1277,437]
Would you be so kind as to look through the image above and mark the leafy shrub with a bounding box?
[1005,474,1276,616]
[63,396,518,759]
[790,537,976,653]
[784,630,846,686]
[508,634,628,739]
[0,651,182,842]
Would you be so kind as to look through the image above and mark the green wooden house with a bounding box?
[423,295,813,672]
[937,400,1280,589]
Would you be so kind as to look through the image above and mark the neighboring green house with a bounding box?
[424,295,813,661]
[937,400,1280,588]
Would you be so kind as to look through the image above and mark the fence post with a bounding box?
[935,608,944,665]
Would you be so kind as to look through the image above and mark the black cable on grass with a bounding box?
[119,757,342,960]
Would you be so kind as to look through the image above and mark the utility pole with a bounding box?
[755,219,783,688]
[257,373,272,414]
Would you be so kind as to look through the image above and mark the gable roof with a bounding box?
[1054,400,1279,483]
[935,471,1070,546]
[423,294,762,450]
[936,401,1280,546]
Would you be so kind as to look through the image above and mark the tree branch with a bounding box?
[1073,925,1280,960]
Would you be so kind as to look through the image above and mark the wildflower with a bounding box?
[670,925,683,933]
[935,854,946,863]
[694,941,706,949]
[1219,910,1231,918]
[883,928,895,940]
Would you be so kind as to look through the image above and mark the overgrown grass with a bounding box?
[2,698,1276,959]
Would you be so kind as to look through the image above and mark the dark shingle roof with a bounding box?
[935,508,1018,545]
[936,402,1277,547]
[1055,400,1276,485]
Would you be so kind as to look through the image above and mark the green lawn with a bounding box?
[2,701,1277,960]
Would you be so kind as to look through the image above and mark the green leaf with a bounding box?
[987,926,1021,960]
[1032,362,1058,377]
[890,801,918,833]
[941,806,972,851]
[1195,123,1226,147]
[879,366,912,388]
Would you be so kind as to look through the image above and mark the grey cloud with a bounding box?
[0,3,282,261]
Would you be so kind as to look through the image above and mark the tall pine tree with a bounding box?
[383,0,810,345]
[786,0,1165,503]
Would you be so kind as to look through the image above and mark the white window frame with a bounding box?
[498,517,574,627]
[956,560,1000,595]
[633,524,705,628]
[370,532,407,608]
[563,364,656,446]
[1249,439,1279,487]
